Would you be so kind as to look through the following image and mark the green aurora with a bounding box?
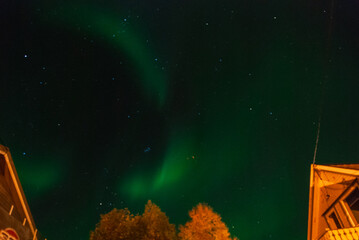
[47,3,168,108]
[2,0,359,239]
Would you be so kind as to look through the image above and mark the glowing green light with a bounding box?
[16,154,66,198]
[48,3,167,107]
[119,131,196,198]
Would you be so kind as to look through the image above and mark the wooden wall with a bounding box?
[0,204,32,240]
[0,153,32,239]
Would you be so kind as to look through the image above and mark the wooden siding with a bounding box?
[0,206,32,240]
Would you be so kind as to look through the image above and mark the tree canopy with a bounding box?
[90,201,237,240]
[90,200,176,240]
[141,200,177,240]
[178,203,238,240]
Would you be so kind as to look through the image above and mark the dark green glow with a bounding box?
[120,131,196,198]
[16,153,66,198]
[51,4,167,107]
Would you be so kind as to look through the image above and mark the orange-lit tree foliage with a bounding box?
[90,208,142,240]
[142,200,177,240]
[178,203,238,240]
[90,200,177,240]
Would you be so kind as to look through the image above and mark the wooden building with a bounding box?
[0,145,39,240]
[308,164,359,240]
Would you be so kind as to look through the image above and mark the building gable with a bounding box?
[0,145,38,240]
[308,164,359,240]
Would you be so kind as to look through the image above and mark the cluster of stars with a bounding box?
[144,146,151,153]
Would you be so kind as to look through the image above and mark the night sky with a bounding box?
[1,0,359,239]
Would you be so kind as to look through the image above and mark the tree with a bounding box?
[90,200,177,240]
[90,208,141,240]
[141,200,177,240]
[178,203,238,240]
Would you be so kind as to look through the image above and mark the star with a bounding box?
[144,146,151,153]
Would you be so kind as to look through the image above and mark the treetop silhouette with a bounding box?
[178,203,238,240]
[90,201,237,240]
[90,200,176,240]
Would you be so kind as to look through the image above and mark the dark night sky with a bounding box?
[1,0,359,239]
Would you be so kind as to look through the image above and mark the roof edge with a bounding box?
[313,164,359,176]
[0,145,37,237]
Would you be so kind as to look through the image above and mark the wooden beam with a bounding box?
[9,205,14,216]
[32,229,38,240]
[314,165,359,176]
